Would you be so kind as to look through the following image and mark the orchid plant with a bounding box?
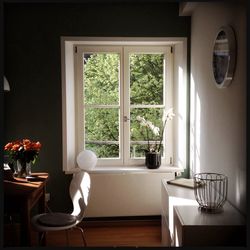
[136,108,175,153]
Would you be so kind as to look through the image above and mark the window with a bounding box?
[61,37,188,172]
[74,45,173,166]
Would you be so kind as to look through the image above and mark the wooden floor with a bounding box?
[31,220,162,247]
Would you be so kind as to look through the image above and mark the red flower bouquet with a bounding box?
[4,139,42,163]
[4,139,42,177]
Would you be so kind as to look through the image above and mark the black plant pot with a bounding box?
[145,152,161,169]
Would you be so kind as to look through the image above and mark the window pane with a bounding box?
[85,108,119,158]
[130,108,164,158]
[86,144,119,159]
[84,53,120,105]
[130,54,164,105]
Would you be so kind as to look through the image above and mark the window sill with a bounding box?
[65,165,184,174]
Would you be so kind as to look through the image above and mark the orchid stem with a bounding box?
[158,119,167,153]
[146,127,150,152]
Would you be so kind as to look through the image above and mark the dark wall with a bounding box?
[4,2,190,212]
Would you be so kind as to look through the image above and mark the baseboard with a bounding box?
[81,215,161,227]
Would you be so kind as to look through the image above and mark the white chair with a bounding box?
[31,171,91,246]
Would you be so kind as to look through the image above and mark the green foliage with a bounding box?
[83,52,164,158]
[130,54,163,105]
[84,53,119,105]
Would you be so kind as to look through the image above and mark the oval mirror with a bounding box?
[212,26,236,88]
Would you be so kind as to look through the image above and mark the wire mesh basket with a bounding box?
[193,173,228,213]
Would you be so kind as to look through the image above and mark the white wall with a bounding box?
[190,2,246,214]
[85,172,174,217]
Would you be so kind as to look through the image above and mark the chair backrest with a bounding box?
[69,171,91,221]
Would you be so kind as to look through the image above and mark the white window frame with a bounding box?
[74,45,172,166]
[75,46,123,166]
[61,37,188,173]
[123,46,173,166]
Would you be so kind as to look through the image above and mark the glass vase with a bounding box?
[15,160,32,178]
[145,152,161,169]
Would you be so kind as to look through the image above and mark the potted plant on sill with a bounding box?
[136,108,175,169]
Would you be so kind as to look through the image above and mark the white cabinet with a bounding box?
[161,179,246,246]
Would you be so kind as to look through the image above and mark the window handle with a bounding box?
[123,116,130,122]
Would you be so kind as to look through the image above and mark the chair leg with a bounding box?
[39,231,46,246]
[66,229,70,246]
[75,226,87,246]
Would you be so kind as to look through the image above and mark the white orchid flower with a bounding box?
[137,116,160,136]
[136,116,147,127]
[148,122,160,136]
[166,108,175,121]
[137,109,175,153]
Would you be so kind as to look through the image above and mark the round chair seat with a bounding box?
[37,213,77,227]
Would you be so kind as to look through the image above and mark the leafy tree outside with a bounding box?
[83,52,165,159]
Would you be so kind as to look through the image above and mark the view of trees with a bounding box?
[83,52,164,158]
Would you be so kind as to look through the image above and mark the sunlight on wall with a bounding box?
[177,66,186,169]
[235,172,239,206]
[235,170,244,208]
[190,74,201,176]
[195,93,201,173]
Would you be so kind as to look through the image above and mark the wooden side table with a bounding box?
[4,173,49,246]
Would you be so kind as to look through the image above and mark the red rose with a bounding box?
[4,142,13,150]
[11,143,21,151]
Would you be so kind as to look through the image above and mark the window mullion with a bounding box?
[119,48,124,164]
[164,47,173,165]
[130,104,165,109]
[123,47,130,165]
[84,104,120,108]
